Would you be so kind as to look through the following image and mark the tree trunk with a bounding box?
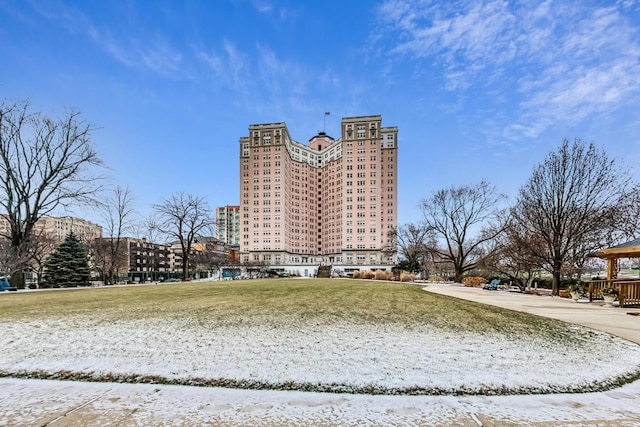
[453,265,464,283]
[182,257,189,281]
[10,267,25,289]
[552,270,561,296]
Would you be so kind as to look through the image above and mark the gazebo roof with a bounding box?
[594,239,640,259]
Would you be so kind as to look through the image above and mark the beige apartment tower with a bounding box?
[239,115,397,274]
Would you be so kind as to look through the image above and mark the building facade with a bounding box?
[169,236,228,279]
[239,115,398,273]
[92,237,172,283]
[216,205,241,245]
[0,215,103,243]
[34,216,103,242]
[125,238,172,282]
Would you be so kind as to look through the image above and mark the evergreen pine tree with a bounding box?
[43,232,91,288]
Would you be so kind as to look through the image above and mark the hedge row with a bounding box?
[351,270,417,282]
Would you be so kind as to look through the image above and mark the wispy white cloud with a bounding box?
[252,0,273,14]
[139,40,184,78]
[380,0,518,89]
[90,28,186,79]
[197,40,320,102]
[196,41,338,123]
[509,4,640,139]
[30,1,187,79]
[375,0,640,141]
[251,0,293,21]
[197,40,250,91]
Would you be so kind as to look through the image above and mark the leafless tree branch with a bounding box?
[91,186,136,284]
[0,99,105,285]
[511,138,633,294]
[152,193,214,281]
[420,180,507,282]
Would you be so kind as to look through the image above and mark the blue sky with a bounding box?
[1,0,639,227]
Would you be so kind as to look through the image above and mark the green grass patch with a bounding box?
[0,278,577,340]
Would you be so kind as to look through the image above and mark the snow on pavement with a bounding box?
[2,377,640,426]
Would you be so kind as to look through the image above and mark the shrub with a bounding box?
[429,275,446,282]
[544,279,555,289]
[400,272,413,282]
[567,283,587,295]
[352,270,360,279]
[531,279,552,289]
[362,270,375,279]
[561,279,586,291]
[374,270,390,280]
[462,276,487,287]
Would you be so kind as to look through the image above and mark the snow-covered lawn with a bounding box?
[1,279,640,395]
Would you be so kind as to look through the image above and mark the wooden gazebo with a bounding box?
[590,239,640,307]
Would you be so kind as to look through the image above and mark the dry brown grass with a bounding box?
[462,276,487,287]
[374,270,390,280]
[362,270,375,279]
[400,272,412,282]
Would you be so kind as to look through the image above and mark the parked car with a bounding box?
[0,280,17,291]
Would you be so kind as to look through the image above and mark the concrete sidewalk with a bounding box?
[422,282,640,344]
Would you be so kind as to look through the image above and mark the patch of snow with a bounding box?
[2,314,640,395]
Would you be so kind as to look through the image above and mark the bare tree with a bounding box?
[618,182,640,240]
[135,213,162,244]
[0,238,22,278]
[0,226,56,287]
[191,242,228,278]
[25,228,59,287]
[387,222,435,274]
[420,180,506,283]
[152,193,214,281]
[511,138,631,295]
[480,217,545,291]
[0,99,104,286]
[92,186,136,284]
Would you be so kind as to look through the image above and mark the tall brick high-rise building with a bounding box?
[239,115,397,274]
